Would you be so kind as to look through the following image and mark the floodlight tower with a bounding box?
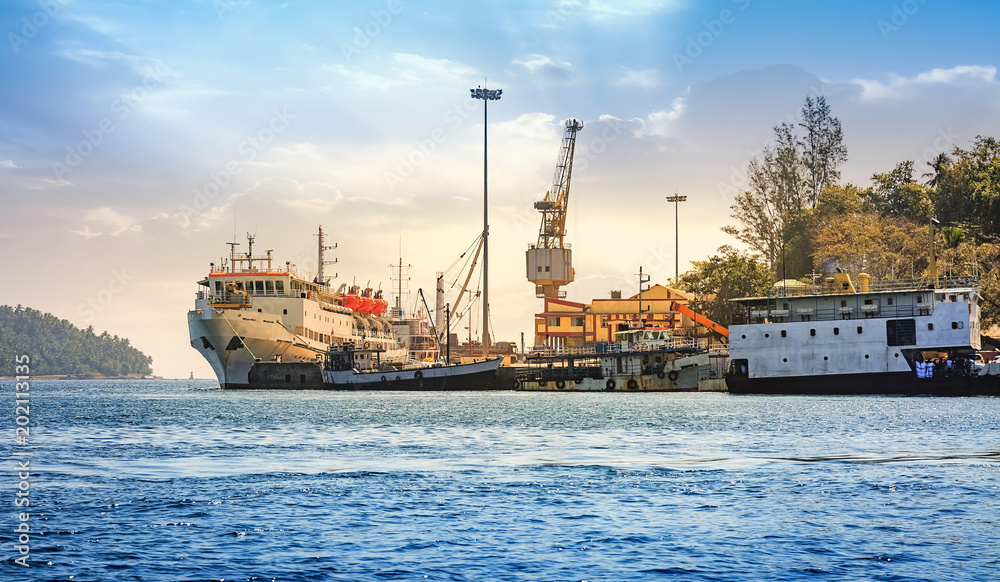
[470,84,502,356]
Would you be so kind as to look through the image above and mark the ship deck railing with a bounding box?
[752,275,978,300]
[528,337,706,359]
[734,303,946,325]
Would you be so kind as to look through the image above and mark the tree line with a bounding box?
[678,95,1000,330]
[0,305,153,376]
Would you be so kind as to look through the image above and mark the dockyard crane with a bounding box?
[526,118,583,299]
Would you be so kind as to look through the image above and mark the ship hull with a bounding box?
[188,307,406,389]
[241,357,504,390]
[726,371,1000,396]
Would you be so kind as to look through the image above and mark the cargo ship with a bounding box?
[725,271,1000,395]
[187,228,408,388]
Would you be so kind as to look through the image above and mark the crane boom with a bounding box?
[670,301,729,338]
[535,119,583,249]
[526,119,583,299]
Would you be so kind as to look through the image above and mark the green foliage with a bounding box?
[867,161,934,223]
[799,95,848,207]
[0,305,152,376]
[676,247,774,327]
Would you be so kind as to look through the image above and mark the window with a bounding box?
[275,280,284,294]
[780,330,787,337]
[928,323,934,330]
[265,280,274,294]
[887,297,893,305]
[548,317,560,327]
[857,326,863,334]
[283,309,288,315]
[886,319,915,346]
[841,300,847,307]
[952,321,964,329]
[255,281,264,293]
[917,295,923,304]
[572,317,585,327]
[834,327,839,335]
[545,266,550,272]
[810,329,816,336]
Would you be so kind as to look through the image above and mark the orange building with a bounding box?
[533,285,721,348]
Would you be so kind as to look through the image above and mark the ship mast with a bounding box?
[316,225,338,286]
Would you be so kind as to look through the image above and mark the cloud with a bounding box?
[71,224,102,240]
[513,54,572,77]
[78,207,142,237]
[851,65,997,100]
[614,68,661,88]
[640,95,688,137]
[0,160,19,168]
[325,53,478,91]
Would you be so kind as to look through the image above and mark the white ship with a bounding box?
[725,271,1000,396]
[188,228,408,388]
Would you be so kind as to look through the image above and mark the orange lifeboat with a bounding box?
[343,285,362,311]
[370,290,388,316]
[357,288,375,314]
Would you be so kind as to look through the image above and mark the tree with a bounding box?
[867,161,934,223]
[799,95,848,208]
[722,125,809,274]
[676,246,774,327]
[811,212,926,280]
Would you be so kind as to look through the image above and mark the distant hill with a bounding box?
[0,305,152,377]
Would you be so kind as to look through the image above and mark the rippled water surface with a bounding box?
[3,379,1000,581]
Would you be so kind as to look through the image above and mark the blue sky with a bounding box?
[2,0,1000,378]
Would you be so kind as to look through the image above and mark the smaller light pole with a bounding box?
[665,193,687,283]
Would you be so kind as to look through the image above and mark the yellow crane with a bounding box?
[526,118,583,299]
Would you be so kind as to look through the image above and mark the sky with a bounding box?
[2,0,1000,379]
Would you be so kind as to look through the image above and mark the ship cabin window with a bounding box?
[243,281,252,294]
[548,317,560,327]
[887,297,893,305]
[928,323,934,330]
[275,280,284,295]
[949,295,957,302]
[841,300,847,307]
[572,317,585,327]
[864,299,873,306]
[857,326,863,334]
[834,327,840,335]
[810,329,816,336]
[265,280,274,294]
[255,281,264,293]
[916,295,923,304]
[283,309,287,315]
[782,303,789,310]
[545,266,550,272]
[886,319,915,346]
[780,330,787,337]
[537,266,542,272]
[215,281,222,294]
[953,321,963,329]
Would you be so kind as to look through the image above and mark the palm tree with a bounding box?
[923,152,950,188]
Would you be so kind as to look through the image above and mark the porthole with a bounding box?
[865,354,870,359]
[823,356,828,361]
[781,330,787,337]
[894,353,899,358]
[810,329,816,336]
[834,327,839,335]
[857,326,863,334]
[765,333,770,338]
[783,358,787,362]
[742,335,746,339]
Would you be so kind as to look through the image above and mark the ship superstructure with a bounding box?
[725,272,1000,395]
[188,228,406,388]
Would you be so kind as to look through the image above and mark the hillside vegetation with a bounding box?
[0,305,152,376]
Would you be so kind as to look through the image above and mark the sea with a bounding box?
[2,379,999,581]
